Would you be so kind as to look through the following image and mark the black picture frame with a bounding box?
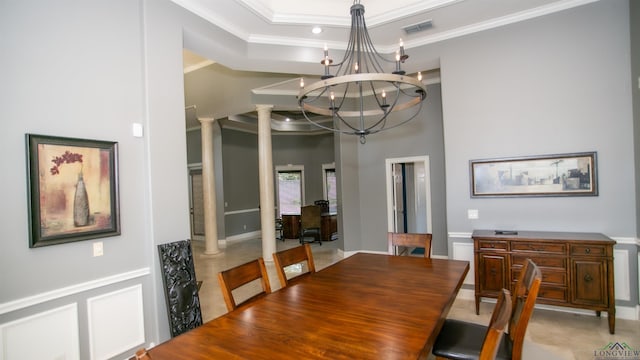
[26,134,120,247]
[470,152,598,197]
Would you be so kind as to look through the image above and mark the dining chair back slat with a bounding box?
[217,257,272,312]
[479,288,512,360]
[508,259,542,360]
[388,232,432,258]
[273,244,316,287]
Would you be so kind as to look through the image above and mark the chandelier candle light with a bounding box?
[298,0,427,144]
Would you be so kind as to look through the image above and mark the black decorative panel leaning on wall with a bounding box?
[157,239,203,337]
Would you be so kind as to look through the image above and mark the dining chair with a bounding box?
[275,217,284,241]
[432,259,542,360]
[130,348,152,360]
[157,240,203,337]
[431,288,512,360]
[387,232,432,258]
[272,243,316,287]
[217,257,272,312]
[480,288,512,360]
[505,259,542,359]
[300,205,322,245]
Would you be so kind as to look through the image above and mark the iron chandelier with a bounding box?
[297,0,427,144]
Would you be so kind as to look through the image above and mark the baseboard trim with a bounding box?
[225,231,261,243]
[0,267,150,315]
[468,294,639,321]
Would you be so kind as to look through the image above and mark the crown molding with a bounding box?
[175,0,599,53]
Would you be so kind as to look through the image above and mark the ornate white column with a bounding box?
[256,105,276,261]
[199,117,221,255]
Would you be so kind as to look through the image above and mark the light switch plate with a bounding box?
[132,123,144,137]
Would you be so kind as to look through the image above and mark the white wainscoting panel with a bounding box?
[452,242,474,285]
[0,303,79,360]
[87,285,144,360]
[0,267,149,315]
[614,249,630,302]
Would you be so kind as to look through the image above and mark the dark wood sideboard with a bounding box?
[281,214,337,241]
[472,229,616,334]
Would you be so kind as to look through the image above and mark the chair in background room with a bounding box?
[217,257,272,312]
[275,217,284,241]
[272,243,316,287]
[157,240,203,337]
[299,204,322,245]
[432,259,542,360]
[387,232,432,258]
[314,199,330,214]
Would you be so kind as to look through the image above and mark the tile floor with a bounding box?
[192,237,640,360]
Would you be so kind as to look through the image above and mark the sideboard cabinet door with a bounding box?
[571,259,607,307]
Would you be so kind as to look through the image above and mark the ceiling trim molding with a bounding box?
[362,0,463,28]
[238,0,463,28]
[245,0,599,52]
[184,60,215,74]
[404,0,598,49]
[172,0,251,40]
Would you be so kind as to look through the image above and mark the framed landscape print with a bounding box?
[26,134,120,247]
[470,152,598,197]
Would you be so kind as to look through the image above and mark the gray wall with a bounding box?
[632,0,640,286]
[272,133,336,205]
[631,1,640,306]
[437,0,638,305]
[0,0,162,357]
[2,0,638,356]
[185,125,335,237]
[339,83,447,255]
[333,0,639,305]
[442,1,634,235]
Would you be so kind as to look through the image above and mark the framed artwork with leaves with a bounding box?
[26,134,120,247]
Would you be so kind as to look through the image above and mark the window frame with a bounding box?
[275,165,305,216]
[322,163,337,214]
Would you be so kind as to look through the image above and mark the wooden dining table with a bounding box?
[147,252,469,360]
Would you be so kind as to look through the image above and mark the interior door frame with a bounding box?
[385,156,432,234]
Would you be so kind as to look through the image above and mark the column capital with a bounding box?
[255,104,274,112]
[198,117,215,125]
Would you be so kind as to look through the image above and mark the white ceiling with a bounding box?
[176,0,597,72]
[176,0,598,129]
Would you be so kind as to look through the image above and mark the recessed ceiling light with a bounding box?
[312,26,322,34]
[285,118,291,122]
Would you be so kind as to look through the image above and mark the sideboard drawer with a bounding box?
[570,244,607,256]
[477,240,508,251]
[514,268,567,286]
[537,285,568,302]
[512,255,566,269]
[511,242,566,254]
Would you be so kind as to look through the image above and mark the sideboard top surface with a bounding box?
[471,229,615,244]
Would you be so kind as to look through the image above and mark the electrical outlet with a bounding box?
[93,241,104,257]
[467,209,479,219]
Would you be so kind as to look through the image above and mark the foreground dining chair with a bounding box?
[479,288,512,360]
[273,243,316,287]
[387,232,432,258]
[130,348,152,360]
[432,259,542,360]
[217,257,272,312]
